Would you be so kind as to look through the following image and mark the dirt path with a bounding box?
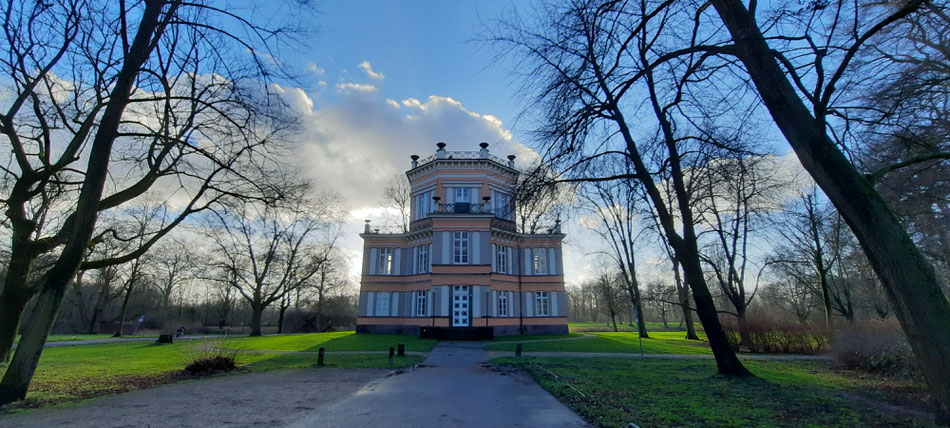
[0,369,383,428]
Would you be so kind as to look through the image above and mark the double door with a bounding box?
[451,285,470,327]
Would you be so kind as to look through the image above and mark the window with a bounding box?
[375,292,390,316]
[413,191,433,220]
[533,248,547,274]
[455,187,470,202]
[493,191,512,220]
[415,291,427,316]
[453,232,469,264]
[496,246,508,274]
[417,245,429,273]
[497,291,509,317]
[377,248,392,275]
[535,291,549,316]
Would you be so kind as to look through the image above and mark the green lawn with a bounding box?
[484,331,711,355]
[14,334,114,344]
[494,357,930,427]
[2,332,427,408]
[222,331,437,352]
[569,321,694,333]
[485,333,582,342]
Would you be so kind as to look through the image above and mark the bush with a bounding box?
[722,317,829,354]
[830,321,919,379]
[184,342,239,374]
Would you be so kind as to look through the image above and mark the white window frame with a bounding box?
[375,292,391,316]
[417,245,429,273]
[453,231,469,264]
[498,291,509,317]
[415,291,427,316]
[535,291,549,316]
[377,248,393,275]
[533,248,547,275]
[496,245,508,274]
[455,187,470,203]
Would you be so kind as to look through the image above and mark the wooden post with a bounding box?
[515,343,523,357]
[388,347,394,365]
[318,347,325,366]
[397,344,405,356]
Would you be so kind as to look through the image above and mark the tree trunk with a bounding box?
[610,311,619,332]
[635,301,649,338]
[0,248,37,363]
[0,267,70,404]
[249,305,263,336]
[113,285,133,338]
[737,308,752,351]
[712,0,950,421]
[277,304,288,334]
[674,260,700,340]
[0,290,30,363]
[0,1,171,406]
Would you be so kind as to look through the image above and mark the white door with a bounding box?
[452,285,470,327]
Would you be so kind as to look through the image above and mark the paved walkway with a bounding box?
[289,341,589,428]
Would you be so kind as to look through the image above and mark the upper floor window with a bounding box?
[414,192,433,220]
[533,248,547,274]
[455,187,470,203]
[417,245,429,273]
[377,248,392,275]
[535,291,549,316]
[492,191,512,220]
[453,231,469,264]
[496,246,508,274]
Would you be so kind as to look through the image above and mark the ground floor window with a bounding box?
[415,291,427,316]
[375,292,390,316]
[535,291,549,316]
[498,291,509,317]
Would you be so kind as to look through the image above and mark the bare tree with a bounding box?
[592,271,624,332]
[0,0,304,404]
[381,174,412,232]
[205,188,343,336]
[579,175,649,338]
[710,1,950,419]
[493,0,751,375]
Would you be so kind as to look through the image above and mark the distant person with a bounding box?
[176,324,185,338]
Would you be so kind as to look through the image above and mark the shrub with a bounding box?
[829,321,919,379]
[186,355,237,373]
[184,341,239,374]
[722,317,829,354]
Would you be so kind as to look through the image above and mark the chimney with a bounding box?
[364,220,371,233]
[554,218,562,233]
[507,154,516,168]
[410,154,419,168]
[436,142,447,159]
[479,142,489,159]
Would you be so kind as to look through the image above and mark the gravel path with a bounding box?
[0,369,384,428]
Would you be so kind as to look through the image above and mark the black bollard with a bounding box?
[515,343,523,357]
[318,347,325,366]
[389,347,395,365]
[397,344,405,356]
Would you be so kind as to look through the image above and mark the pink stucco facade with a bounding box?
[356,143,568,336]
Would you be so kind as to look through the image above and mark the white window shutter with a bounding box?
[548,248,556,275]
[550,292,558,317]
[369,248,378,275]
[491,244,496,272]
[412,246,419,274]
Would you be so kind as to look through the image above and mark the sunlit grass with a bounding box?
[484,331,711,354]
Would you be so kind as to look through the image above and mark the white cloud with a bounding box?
[358,61,385,79]
[307,61,326,75]
[386,98,399,108]
[335,82,378,93]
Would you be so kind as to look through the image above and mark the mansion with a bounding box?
[356,142,568,337]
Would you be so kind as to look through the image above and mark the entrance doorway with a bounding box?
[452,285,470,327]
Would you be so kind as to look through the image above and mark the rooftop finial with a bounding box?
[436,142,447,159]
[479,142,490,158]
[410,154,419,168]
[507,154,516,168]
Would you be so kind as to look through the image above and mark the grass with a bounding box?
[14,334,114,344]
[493,357,931,427]
[485,333,582,342]
[484,331,711,355]
[1,332,428,408]
[222,331,437,352]
[569,321,694,333]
